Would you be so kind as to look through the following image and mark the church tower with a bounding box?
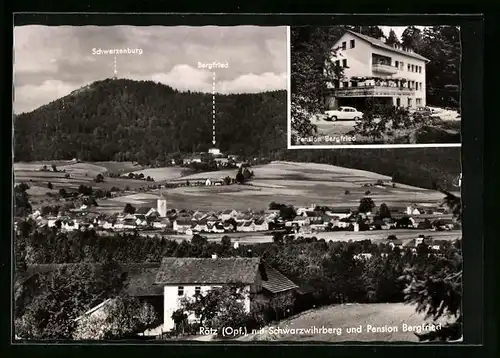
[157,187,167,218]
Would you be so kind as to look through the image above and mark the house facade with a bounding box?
[155,257,298,332]
[325,30,429,110]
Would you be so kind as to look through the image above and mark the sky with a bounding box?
[13,26,288,114]
[379,26,426,40]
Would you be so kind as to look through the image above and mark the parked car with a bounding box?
[324,106,363,121]
[409,106,433,114]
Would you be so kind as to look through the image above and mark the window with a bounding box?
[416,98,422,106]
[411,64,414,72]
[407,64,411,71]
[342,41,346,50]
[419,66,422,73]
[343,81,349,88]
[395,60,399,68]
[415,82,418,91]
[408,98,412,107]
[177,286,184,296]
[195,286,201,295]
[342,59,347,68]
[350,39,355,49]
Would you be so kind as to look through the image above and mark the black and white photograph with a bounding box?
[13,20,462,344]
[290,26,462,148]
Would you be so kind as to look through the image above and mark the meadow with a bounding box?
[15,160,454,214]
[137,229,461,245]
[99,161,448,212]
[237,302,455,342]
[14,161,152,207]
[128,167,186,182]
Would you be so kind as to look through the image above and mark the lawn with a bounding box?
[237,302,456,342]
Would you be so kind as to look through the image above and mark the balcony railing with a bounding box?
[333,85,416,98]
[372,63,398,74]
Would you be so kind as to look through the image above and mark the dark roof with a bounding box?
[175,220,193,226]
[22,263,164,297]
[346,30,430,62]
[124,263,163,296]
[261,264,299,294]
[155,257,261,285]
[328,208,352,214]
[434,219,455,225]
[222,209,233,214]
[136,207,152,215]
[305,211,321,218]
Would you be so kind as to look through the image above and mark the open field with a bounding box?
[14,162,154,205]
[98,161,448,212]
[236,302,455,342]
[16,161,458,215]
[135,228,460,245]
[297,229,461,242]
[14,161,76,170]
[93,161,143,175]
[129,167,186,182]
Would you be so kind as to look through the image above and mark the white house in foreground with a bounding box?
[325,30,430,110]
[155,256,298,331]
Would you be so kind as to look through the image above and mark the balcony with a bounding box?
[333,85,416,98]
[372,63,398,75]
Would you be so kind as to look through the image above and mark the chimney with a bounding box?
[211,254,217,259]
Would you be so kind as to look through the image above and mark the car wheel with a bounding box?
[353,116,360,120]
[331,116,338,121]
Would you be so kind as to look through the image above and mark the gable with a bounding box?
[261,264,299,294]
[345,30,430,62]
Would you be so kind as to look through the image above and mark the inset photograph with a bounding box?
[290,26,462,147]
[13,20,462,344]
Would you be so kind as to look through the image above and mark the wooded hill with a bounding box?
[14,78,287,162]
[14,78,460,190]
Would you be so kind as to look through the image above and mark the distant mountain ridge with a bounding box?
[14,78,460,191]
